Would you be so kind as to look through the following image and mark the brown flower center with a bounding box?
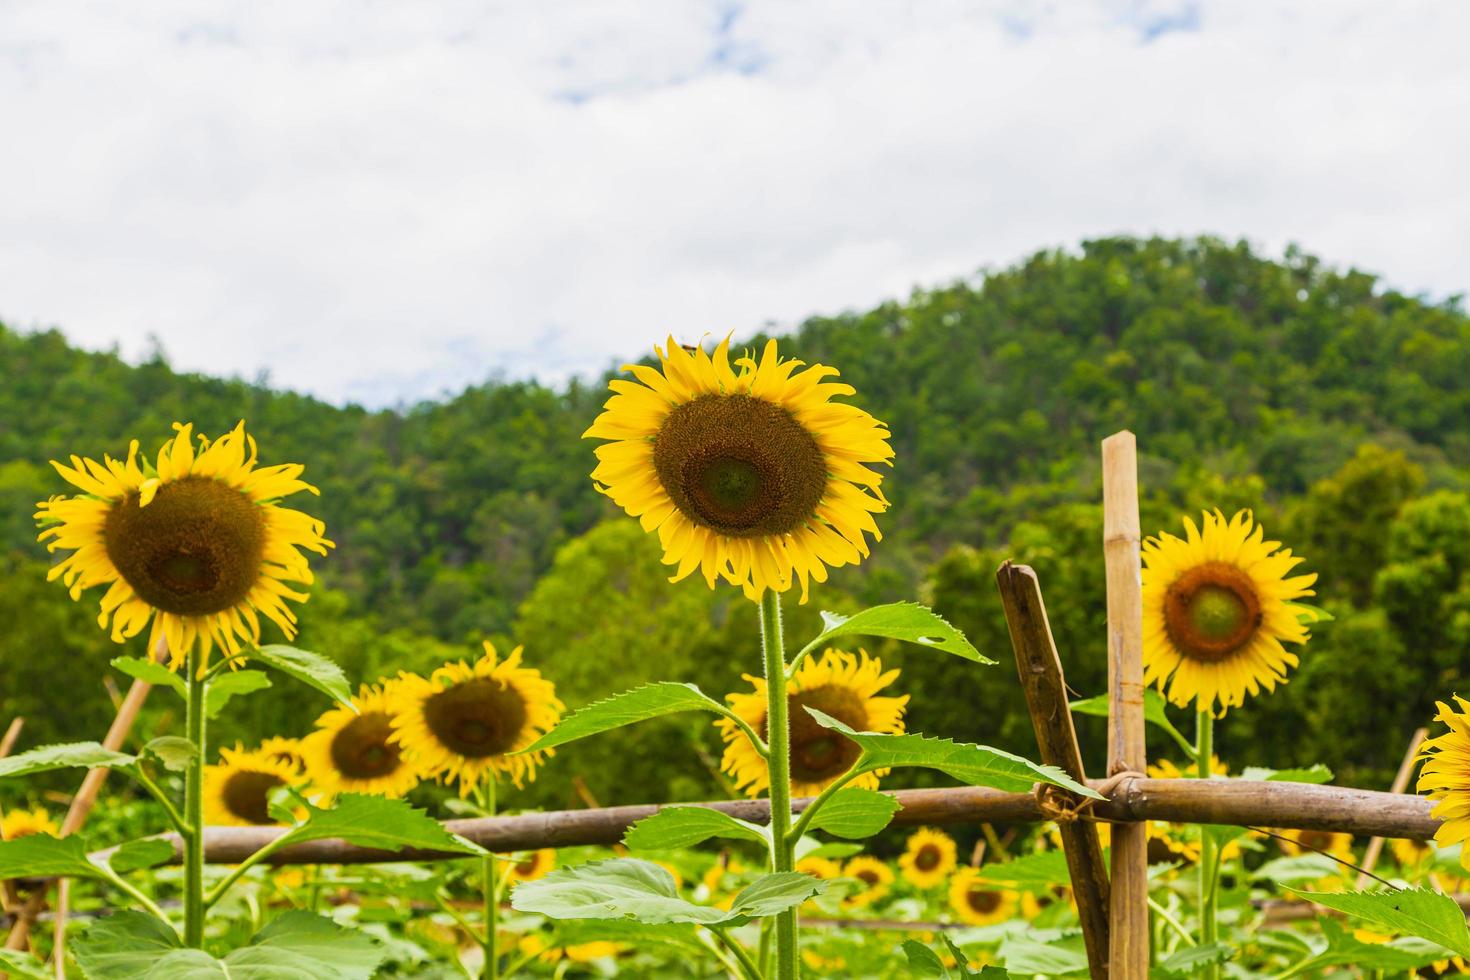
[914,844,941,872]
[966,888,1002,915]
[1162,562,1262,663]
[653,394,827,537]
[104,476,266,615]
[423,678,527,758]
[775,685,869,786]
[1295,831,1338,853]
[222,769,285,825]
[330,711,403,780]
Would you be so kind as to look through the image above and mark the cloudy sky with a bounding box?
[3,1,1467,406]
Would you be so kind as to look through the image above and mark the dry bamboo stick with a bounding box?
[72,777,1438,870]
[1356,727,1428,888]
[0,720,23,760]
[996,561,1110,977]
[1101,430,1148,977]
[5,679,152,953]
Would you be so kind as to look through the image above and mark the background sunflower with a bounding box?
[301,683,420,801]
[503,848,556,886]
[1417,695,1470,871]
[35,421,331,667]
[584,336,892,603]
[717,648,908,797]
[203,744,300,826]
[947,869,1016,926]
[898,828,957,889]
[841,855,893,907]
[390,642,563,795]
[1,807,59,841]
[1141,510,1317,714]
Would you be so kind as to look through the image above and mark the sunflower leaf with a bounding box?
[511,858,823,927]
[803,708,1101,798]
[103,912,385,980]
[70,910,183,979]
[622,806,769,850]
[108,837,177,874]
[1070,689,1194,757]
[1287,887,1470,957]
[900,940,950,978]
[0,742,136,780]
[142,736,196,773]
[997,933,1090,976]
[280,793,484,856]
[808,603,992,664]
[250,645,354,709]
[110,656,186,696]
[520,683,730,753]
[0,833,105,880]
[802,788,901,839]
[206,670,273,719]
[0,950,53,980]
[971,849,1071,888]
[1240,764,1334,784]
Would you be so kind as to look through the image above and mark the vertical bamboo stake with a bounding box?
[1102,430,1148,976]
[1356,727,1428,888]
[0,719,23,759]
[996,562,1110,977]
[4,679,153,953]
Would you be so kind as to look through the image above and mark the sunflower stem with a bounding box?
[758,589,798,980]
[788,763,864,841]
[479,775,499,980]
[183,645,209,947]
[1196,707,1219,979]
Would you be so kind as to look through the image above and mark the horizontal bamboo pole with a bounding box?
[89,777,1438,869]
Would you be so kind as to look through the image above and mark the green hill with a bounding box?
[4,235,1468,808]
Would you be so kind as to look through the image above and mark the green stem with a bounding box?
[709,926,763,980]
[758,589,797,980]
[204,835,291,908]
[1196,707,1218,979]
[183,645,209,947]
[130,766,189,836]
[480,775,499,980]
[1147,896,1194,948]
[788,765,864,841]
[99,865,170,923]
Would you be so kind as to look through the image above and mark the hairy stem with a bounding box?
[1196,707,1219,979]
[183,646,209,947]
[759,589,796,980]
[480,775,499,980]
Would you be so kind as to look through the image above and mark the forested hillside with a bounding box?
[5,236,1470,809]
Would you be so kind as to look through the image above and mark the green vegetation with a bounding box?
[4,235,1469,809]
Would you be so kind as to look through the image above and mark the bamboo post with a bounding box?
[5,679,152,953]
[1102,430,1148,976]
[0,719,23,760]
[996,561,1110,977]
[1356,727,1428,888]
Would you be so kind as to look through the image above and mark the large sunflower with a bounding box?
[390,642,563,795]
[1,807,59,841]
[301,683,421,801]
[1141,510,1317,714]
[203,744,300,827]
[718,649,908,797]
[35,422,331,667]
[584,337,892,603]
[1418,696,1470,871]
[898,828,957,889]
[947,869,1016,926]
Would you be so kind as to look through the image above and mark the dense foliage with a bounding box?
[5,235,1470,810]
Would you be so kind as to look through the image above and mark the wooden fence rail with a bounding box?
[88,777,1439,869]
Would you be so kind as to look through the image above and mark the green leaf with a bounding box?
[622,806,768,850]
[1239,764,1334,784]
[0,742,136,780]
[552,919,705,958]
[1253,854,1341,884]
[804,708,1101,798]
[143,913,385,979]
[901,939,950,978]
[972,849,1072,888]
[1284,917,1449,974]
[1071,689,1192,755]
[998,933,1089,976]
[522,683,729,753]
[70,910,182,979]
[282,794,483,856]
[0,833,104,880]
[809,603,992,664]
[1151,943,1232,978]
[794,839,863,861]
[802,788,901,839]
[251,645,353,708]
[142,736,196,773]
[110,656,185,696]
[941,933,998,978]
[1290,887,1470,957]
[206,669,273,718]
[511,858,822,927]
[1286,601,1335,625]
[108,837,176,875]
[0,950,52,980]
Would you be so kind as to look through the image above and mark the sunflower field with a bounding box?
[7,240,1470,978]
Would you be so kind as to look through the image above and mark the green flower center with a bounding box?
[1163,562,1262,663]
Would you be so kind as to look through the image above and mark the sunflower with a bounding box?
[842,856,894,907]
[203,744,300,826]
[257,736,307,774]
[898,828,957,889]
[584,336,893,603]
[1020,886,1073,920]
[1,807,59,841]
[1141,510,1317,714]
[390,642,563,795]
[701,856,748,897]
[718,649,908,797]
[1418,696,1470,872]
[503,849,556,886]
[518,936,623,965]
[947,869,1017,926]
[1147,756,1228,780]
[35,422,332,668]
[1276,828,1355,864]
[301,683,420,801]
[795,856,842,881]
[1390,835,1436,869]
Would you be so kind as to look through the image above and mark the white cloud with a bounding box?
[2,1,1467,405]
